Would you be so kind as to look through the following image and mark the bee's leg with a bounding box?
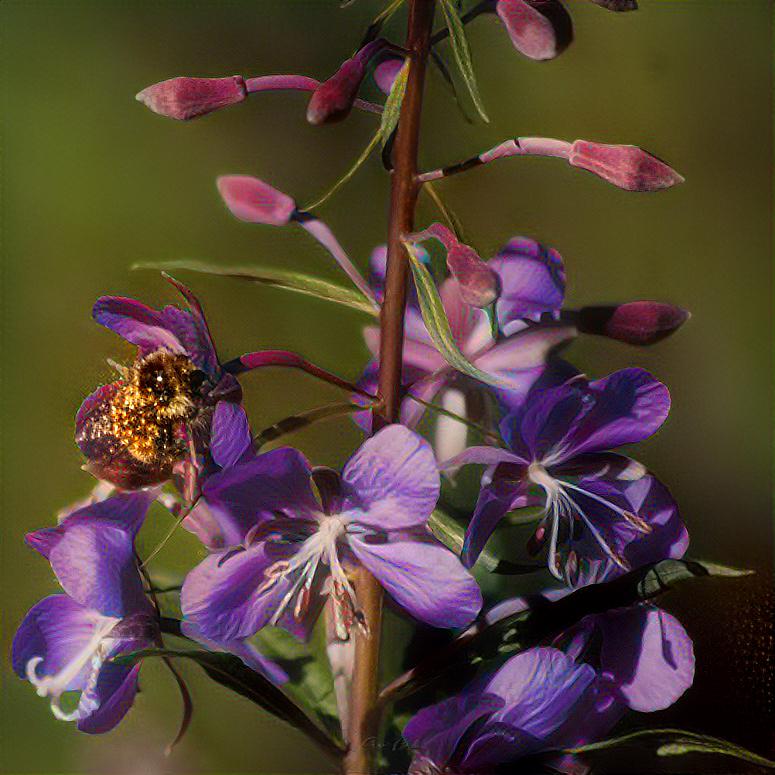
[181,424,201,505]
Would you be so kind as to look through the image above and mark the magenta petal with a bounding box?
[217,175,297,226]
[373,57,405,94]
[348,534,482,628]
[92,296,186,355]
[447,244,500,308]
[341,425,439,530]
[599,606,694,711]
[569,140,684,192]
[136,76,247,120]
[574,301,690,346]
[210,401,252,468]
[496,0,573,61]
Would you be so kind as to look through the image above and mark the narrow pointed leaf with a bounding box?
[406,243,504,387]
[438,0,490,122]
[114,647,343,758]
[134,260,378,317]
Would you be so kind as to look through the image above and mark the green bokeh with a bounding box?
[1,1,772,773]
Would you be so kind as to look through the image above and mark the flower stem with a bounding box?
[344,2,436,773]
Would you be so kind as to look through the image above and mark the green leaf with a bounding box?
[438,0,489,123]
[569,728,775,770]
[405,242,504,388]
[379,58,409,146]
[134,260,378,317]
[305,60,409,210]
[115,647,343,759]
[428,509,543,575]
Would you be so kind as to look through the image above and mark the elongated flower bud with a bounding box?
[569,140,685,191]
[216,176,297,226]
[307,41,383,125]
[496,0,573,61]
[136,76,247,120]
[572,301,690,345]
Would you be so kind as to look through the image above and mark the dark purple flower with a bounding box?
[181,425,482,643]
[75,276,252,490]
[12,492,157,732]
[443,368,687,586]
[403,647,602,774]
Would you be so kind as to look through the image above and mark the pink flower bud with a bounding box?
[409,223,499,308]
[569,140,685,192]
[307,41,383,125]
[575,302,690,345]
[216,176,297,226]
[136,76,247,120]
[373,57,405,95]
[496,0,573,61]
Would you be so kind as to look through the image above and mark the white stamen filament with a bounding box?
[25,616,121,722]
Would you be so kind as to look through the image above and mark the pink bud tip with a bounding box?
[216,176,297,226]
[569,140,685,192]
[448,244,500,308]
[136,76,247,120]
[496,0,573,61]
[576,301,690,345]
[373,57,405,95]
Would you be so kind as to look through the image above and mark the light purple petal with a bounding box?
[217,175,297,226]
[440,445,526,471]
[496,0,573,61]
[599,606,694,711]
[341,425,439,530]
[12,595,107,688]
[201,447,318,546]
[400,373,450,430]
[210,401,252,468]
[348,533,482,628]
[93,296,186,355]
[181,543,295,642]
[462,476,532,568]
[26,492,154,618]
[180,621,288,685]
[489,237,566,333]
[77,663,141,734]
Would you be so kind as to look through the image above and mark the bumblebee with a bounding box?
[76,350,209,489]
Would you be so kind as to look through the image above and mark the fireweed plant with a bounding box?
[12,2,775,774]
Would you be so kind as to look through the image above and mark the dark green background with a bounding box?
[1,1,772,772]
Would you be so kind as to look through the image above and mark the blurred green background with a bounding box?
[1,0,772,772]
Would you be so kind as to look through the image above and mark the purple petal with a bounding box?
[341,425,439,530]
[180,621,288,685]
[181,543,295,642]
[439,445,526,471]
[459,724,542,771]
[201,447,318,546]
[210,401,252,468]
[92,296,186,355]
[26,492,154,618]
[77,663,141,734]
[599,606,694,711]
[404,690,500,768]
[462,476,533,568]
[488,237,566,332]
[13,595,107,686]
[400,373,450,430]
[348,533,482,628]
[217,175,296,226]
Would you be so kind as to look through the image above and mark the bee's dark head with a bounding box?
[134,351,198,417]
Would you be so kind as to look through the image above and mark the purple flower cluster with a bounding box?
[12,3,708,773]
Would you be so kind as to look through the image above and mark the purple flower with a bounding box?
[180,425,482,642]
[12,492,157,732]
[403,647,602,774]
[75,276,253,489]
[444,368,688,586]
[360,256,575,430]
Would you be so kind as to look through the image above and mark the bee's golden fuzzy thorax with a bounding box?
[84,351,201,468]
